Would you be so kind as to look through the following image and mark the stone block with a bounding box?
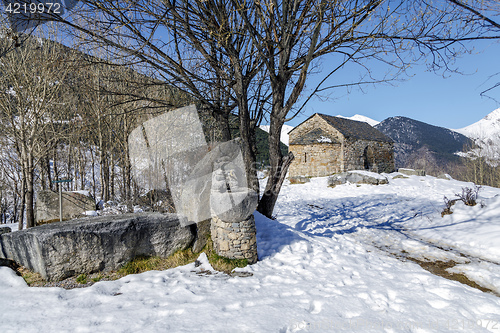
[398,168,426,176]
[0,213,194,281]
[36,190,96,224]
[219,240,229,251]
[191,219,211,253]
[328,171,388,187]
[288,176,311,184]
[210,189,258,223]
[137,189,176,213]
[210,214,258,264]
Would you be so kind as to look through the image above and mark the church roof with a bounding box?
[290,114,393,143]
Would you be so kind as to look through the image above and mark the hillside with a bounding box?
[375,116,474,174]
[255,127,289,167]
[259,124,294,146]
[230,120,288,167]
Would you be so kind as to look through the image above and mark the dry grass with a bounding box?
[19,236,250,288]
[18,267,45,286]
[409,259,498,296]
[118,237,248,275]
[204,238,248,273]
[117,248,199,276]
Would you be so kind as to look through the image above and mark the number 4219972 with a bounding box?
[4,2,62,14]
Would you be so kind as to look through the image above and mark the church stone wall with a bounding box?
[343,139,394,173]
[289,143,343,178]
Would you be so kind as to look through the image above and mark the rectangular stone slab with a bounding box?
[0,213,194,281]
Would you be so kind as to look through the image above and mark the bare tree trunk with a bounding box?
[257,114,294,217]
[98,113,110,202]
[41,153,47,190]
[18,177,26,230]
[212,108,232,142]
[47,151,53,191]
[53,147,59,182]
[25,169,35,228]
[67,141,73,190]
[122,114,133,212]
[100,151,109,202]
[12,181,19,225]
[91,147,97,200]
[110,152,115,200]
[79,145,85,190]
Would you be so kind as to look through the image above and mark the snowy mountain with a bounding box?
[454,108,500,163]
[336,114,380,127]
[456,108,500,141]
[259,124,294,146]
[375,116,473,174]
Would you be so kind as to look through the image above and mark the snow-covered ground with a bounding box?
[2,174,500,332]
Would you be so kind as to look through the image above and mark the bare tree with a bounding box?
[233,0,500,216]
[52,0,500,218]
[52,1,270,195]
[0,30,73,228]
[445,0,500,101]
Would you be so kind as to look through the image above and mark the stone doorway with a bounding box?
[364,146,374,170]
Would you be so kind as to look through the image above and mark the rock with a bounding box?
[180,138,257,225]
[328,171,388,187]
[230,271,253,278]
[178,139,245,225]
[0,227,11,235]
[288,176,311,184]
[398,168,426,176]
[437,173,451,180]
[210,189,258,223]
[0,213,195,281]
[392,174,409,179]
[191,219,211,253]
[36,190,96,224]
[137,189,176,213]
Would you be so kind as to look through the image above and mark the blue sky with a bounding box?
[289,41,500,130]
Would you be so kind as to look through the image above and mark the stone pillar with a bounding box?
[211,215,258,264]
[210,161,258,264]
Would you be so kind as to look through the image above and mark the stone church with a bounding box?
[288,113,394,178]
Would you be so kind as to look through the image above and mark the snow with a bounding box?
[347,169,388,180]
[317,135,332,143]
[1,222,20,232]
[456,108,500,140]
[72,190,91,197]
[405,194,500,263]
[5,87,16,97]
[455,108,500,164]
[336,114,380,127]
[259,124,294,146]
[2,174,500,332]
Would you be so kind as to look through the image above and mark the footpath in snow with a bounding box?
[1,173,500,332]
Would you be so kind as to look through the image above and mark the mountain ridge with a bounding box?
[375,116,473,174]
